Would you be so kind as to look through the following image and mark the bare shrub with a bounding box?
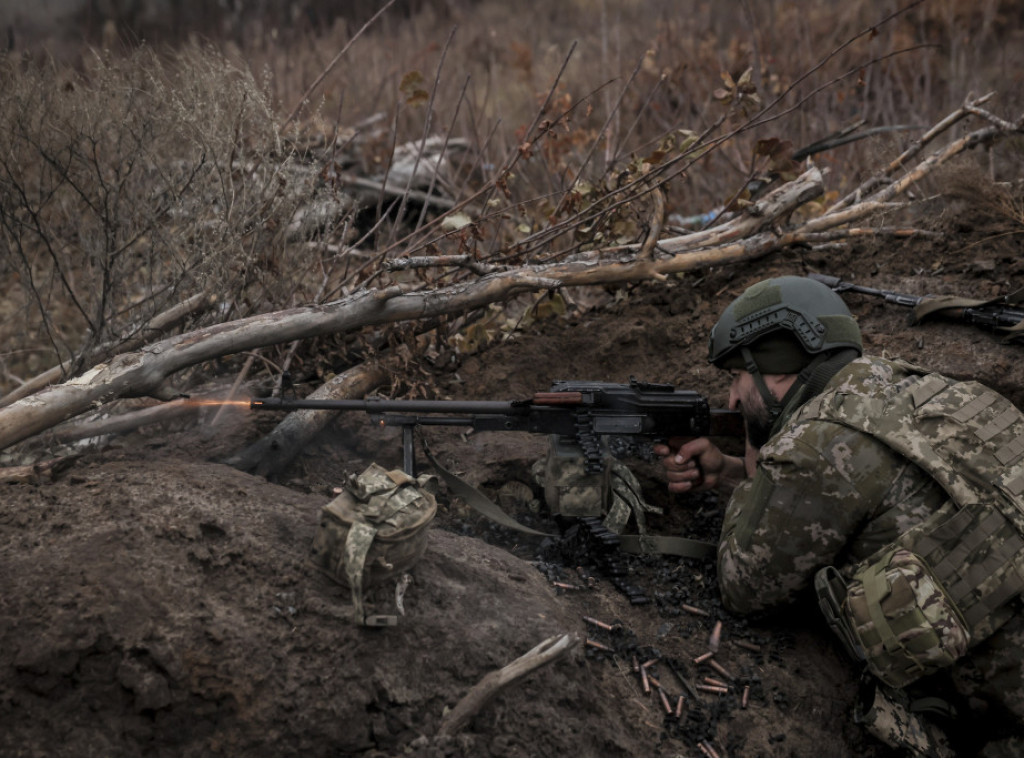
[0,44,354,388]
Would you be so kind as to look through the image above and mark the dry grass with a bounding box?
[1,0,1022,394]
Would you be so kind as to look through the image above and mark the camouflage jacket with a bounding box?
[717,355,949,615]
[716,355,1024,751]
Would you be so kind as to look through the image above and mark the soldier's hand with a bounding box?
[655,437,726,493]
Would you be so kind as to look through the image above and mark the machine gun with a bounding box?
[809,273,1024,338]
[251,378,743,476]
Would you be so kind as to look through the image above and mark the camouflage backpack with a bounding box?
[812,361,1024,688]
[310,463,438,627]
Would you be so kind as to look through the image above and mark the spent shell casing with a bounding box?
[681,604,710,616]
[640,663,651,694]
[693,651,715,664]
[657,687,673,714]
[701,740,722,758]
[707,658,735,681]
[552,581,582,591]
[708,620,723,652]
[582,615,616,631]
[695,684,729,695]
[675,695,685,718]
[584,638,613,652]
[742,684,751,709]
[733,639,762,653]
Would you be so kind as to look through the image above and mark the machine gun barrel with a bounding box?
[251,379,743,475]
[251,396,521,415]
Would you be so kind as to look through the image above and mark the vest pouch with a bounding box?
[310,463,437,626]
[829,548,970,689]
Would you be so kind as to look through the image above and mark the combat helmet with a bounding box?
[709,275,863,429]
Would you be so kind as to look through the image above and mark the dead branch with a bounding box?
[0,453,82,484]
[0,103,1018,454]
[336,172,459,211]
[385,255,501,276]
[282,0,397,129]
[657,165,825,253]
[47,398,199,444]
[223,362,390,478]
[437,633,578,738]
[829,92,995,211]
[0,291,216,410]
[0,232,782,452]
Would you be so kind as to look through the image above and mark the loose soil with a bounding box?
[2,184,1023,757]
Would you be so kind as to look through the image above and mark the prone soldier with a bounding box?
[659,275,1024,757]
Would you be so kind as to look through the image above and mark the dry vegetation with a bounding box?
[0,0,1023,438]
[2,4,1024,756]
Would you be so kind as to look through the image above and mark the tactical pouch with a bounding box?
[815,548,970,689]
[854,676,957,758]
[310,463,437,626]
[540,435,610,519]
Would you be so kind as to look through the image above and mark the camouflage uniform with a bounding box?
[717,355,1024,756]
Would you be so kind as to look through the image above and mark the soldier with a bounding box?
[658,275,1024,758]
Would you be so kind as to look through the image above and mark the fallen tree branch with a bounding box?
[437,633,578,737]
[0,453,82,484]
[657,165,824,253]
[829,92,995,211]
[223,362,390,478]
[0,231,784,452]
[0,103,1019,454]
[0,291,215,410]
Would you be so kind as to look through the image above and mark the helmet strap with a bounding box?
[742,347,861,434]
[741,346,785,424]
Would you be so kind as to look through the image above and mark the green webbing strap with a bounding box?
[420,438,555,537]
[908,695,958,720]
[617,534,716,560]
[862,555,906,656]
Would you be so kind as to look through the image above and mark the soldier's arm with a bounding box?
[716,423,887,615]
